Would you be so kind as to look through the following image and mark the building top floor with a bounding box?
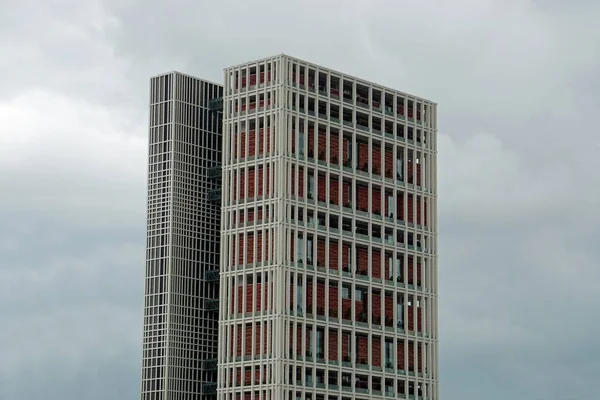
[224,54,436,107]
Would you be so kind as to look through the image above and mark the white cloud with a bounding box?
[0,89,146,175]
[0,89,147,232]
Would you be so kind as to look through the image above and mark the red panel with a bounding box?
[342,298,352,320]
[329,240,339,270]
[245,284,253,313]
[372,339,381,367]
[407,162,422,186]
[357,336,368,363]
[397,340,405,370]
[357,186,369,211]
[372,145,382,175]
[317,131,327,161]
[330,135,340,165]
[356,247,368,275]
[407,194,415,224]
[385,295,394,324]
[328,285,339,316]
[397,194,405,221]
[317,175,327,202]
[372,188,382,214]
[244,324,252,356]
[296,325,303,356]
[372,293,382,324]
[329,178,339,205]
[385,150,394,179]
[316,282,326,314]
[328,330,338,361]
[357,143,369,172]
[317,238,326,268]
[372,249,381,279]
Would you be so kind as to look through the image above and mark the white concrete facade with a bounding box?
[217,55,438,400]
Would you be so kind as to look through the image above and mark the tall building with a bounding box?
[141,72,223,400]
[217,55,438,400]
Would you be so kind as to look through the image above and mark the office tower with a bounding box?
[141,72,223,400]
[217,55,438,400]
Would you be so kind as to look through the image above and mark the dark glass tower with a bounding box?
[141,72,223,400]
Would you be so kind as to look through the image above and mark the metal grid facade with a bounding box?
[141,72,223,400]
[217,55,438,400]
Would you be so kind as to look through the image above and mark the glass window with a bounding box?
[299,131,305,157]
[396,155,403,181]
[397,299,404,329]
[347,141,353,166]
[385,342,394,367]
[344,333,352,360]
[316,330,324,357]
[342,286,351,299]
[355,289,364,302]
[297,279,303,315]
[395,258,402,281]
[297,236,304,262]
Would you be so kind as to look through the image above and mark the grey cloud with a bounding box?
[1,0,599,399]
[0,349,140,400]
[0,1,133,108]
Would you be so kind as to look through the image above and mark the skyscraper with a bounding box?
[141,72,223,400]
[217,55,438,400]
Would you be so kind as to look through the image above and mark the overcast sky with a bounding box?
[1,0,599,399]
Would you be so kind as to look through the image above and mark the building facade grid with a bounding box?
[141,72,223,400]
[217,55,438,400]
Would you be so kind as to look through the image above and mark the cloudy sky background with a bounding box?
[1,0,599,399]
